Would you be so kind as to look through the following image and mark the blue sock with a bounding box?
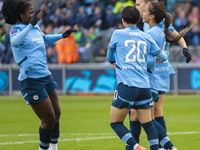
[111,122,138,149]
[39,127,52,149]
[152,120,173,149]
[130,121,141,143]
[51,123,60,144]
[154,117,167,148]
[155,116,166,131]
[141,121,158,150]
[126,121,141,150]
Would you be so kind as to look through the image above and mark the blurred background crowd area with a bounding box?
[0,0,200,64]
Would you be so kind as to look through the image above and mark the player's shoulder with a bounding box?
[10,24,22,31]
[10,24,25,36]
[147,25,162,33]
[35,24,41,30]
[113,29,124,34]
[147,25,163,37]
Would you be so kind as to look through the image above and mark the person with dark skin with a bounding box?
[2,0,76,150]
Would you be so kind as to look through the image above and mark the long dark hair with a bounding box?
[148,2,194,43]
[2,0,32,25]
[122,6,140,25]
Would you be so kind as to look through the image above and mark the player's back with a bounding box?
[112,26,161,88]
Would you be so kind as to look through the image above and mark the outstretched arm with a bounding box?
[11,24,33,46]
[43,28,77,44]
[170,30,191,63]
[171,30,187,48]
[43,34,63,44]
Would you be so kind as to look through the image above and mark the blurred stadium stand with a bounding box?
[0,0,200,95]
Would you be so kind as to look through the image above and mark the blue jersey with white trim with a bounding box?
[10,23,62,81]
[144,18,175,76]
[146,25,170,92]
[107,26,163,88]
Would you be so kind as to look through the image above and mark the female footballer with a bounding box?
[107,6,169,150]
[2,0,76,150]
[127,1,193,150]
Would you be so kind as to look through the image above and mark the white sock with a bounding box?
[133,143,139,150]
[39,147,49,150]
[49,143,57,150]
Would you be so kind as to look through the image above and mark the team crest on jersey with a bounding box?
[33,95,39,100]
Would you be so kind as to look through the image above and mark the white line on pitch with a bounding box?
[0,136,118,145]
[0,131,200,146]
[0,133,115,137]
[0,131,200,138]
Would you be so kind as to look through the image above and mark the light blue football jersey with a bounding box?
[10,23,62,81]
[107,26,166,88]
[144,19,176,76]
[146,25,170,92]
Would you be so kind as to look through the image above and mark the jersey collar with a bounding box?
[127,25,138,29]
[150,24,161,29]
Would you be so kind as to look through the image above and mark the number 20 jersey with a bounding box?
[108,26,162,88]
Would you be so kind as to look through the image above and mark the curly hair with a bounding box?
[148,2,192,43]
[2,0,31,25]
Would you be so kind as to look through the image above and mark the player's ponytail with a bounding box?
[2,0,31,25]
[149,2,194,43]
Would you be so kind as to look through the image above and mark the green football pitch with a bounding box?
[0,95,200,150]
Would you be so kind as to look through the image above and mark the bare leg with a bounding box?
[48,89,61,124]
[31,97,55,129]
[154,94,165,117]
[110,106,129,122]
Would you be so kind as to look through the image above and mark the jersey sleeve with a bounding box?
[10,24,33,47]
[147,55,156,69]
[106,30,118,61]
[35,25,63,44]
[43,34,63,44]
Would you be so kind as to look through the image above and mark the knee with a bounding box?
[41,113,55,129]
[154,107,163,117]
[130,110,139,121]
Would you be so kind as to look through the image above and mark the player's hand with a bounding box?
[109,61,116,68]
[156,58,162,63]
[31,9,41,26]
[183,48,192,63]
[109,61,115,65]
[62,29,77,38]
[147,68,152,74]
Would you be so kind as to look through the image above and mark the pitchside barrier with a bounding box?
[0,63,200,95]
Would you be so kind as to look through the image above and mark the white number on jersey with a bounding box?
[162,41,168,63]
[125,40,147,62]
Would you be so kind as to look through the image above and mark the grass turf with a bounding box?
[0,95,200,150]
